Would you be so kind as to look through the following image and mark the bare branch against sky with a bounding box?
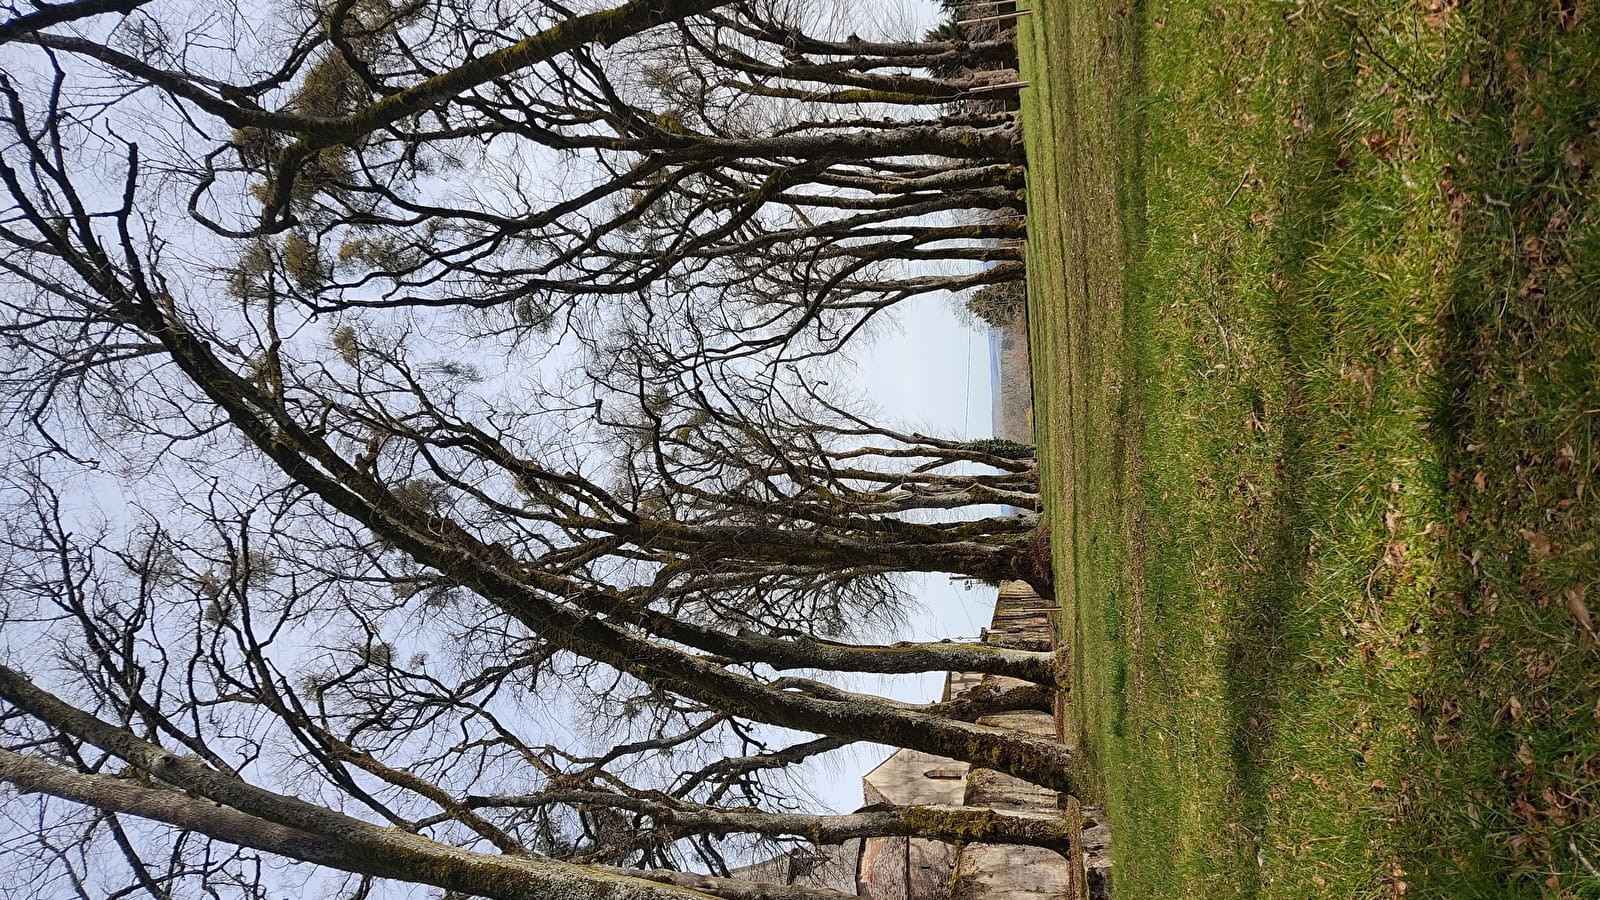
[0,0,1042,895]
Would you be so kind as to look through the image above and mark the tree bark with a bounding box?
[0,0,151,45]
[485,793,1077,856]
[0,748,719,900]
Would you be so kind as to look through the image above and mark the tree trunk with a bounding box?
[0,748,720,900]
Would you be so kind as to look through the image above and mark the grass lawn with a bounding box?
[1017,1,1600,897]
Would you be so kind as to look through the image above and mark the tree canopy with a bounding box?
[0,0,1057,896]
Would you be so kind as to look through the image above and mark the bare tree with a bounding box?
[6,0,1024,362]
[0,0,1056,897]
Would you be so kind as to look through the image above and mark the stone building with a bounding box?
[731,582,1107,899]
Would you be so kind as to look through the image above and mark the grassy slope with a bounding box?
[1019,1,1600,897]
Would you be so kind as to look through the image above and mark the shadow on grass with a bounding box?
[1221,5,1600,895]
[1063,0,1598,895]
[1216,87,1353,900]
[1403,5,1600,895]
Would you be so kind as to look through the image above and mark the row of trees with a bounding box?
[0,0,1050,897]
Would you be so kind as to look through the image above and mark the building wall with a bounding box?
[726,841,862,894]
[746,303,1114,899]
[857,722,971,898]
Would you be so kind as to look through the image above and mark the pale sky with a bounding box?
[808,292,1000,814]
[0,0,1009,884]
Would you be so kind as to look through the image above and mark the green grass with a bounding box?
[1018,1,1600,897]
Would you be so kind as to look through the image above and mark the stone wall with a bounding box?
[947,585,1111,900]
[727,841,862,894]
[947,586,1068,900]
[858,749,967,900]
[747,293,1118,898]
[853,582,1109,900]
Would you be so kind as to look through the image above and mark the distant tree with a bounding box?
[963,280,1028,327]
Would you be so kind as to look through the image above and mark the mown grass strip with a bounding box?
[1020,1,1600,896]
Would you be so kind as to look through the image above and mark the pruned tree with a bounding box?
[0,0,1059,897]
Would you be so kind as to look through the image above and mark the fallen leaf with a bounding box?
[1291,105,1312,135]
[1364,130,1395,160]
[1565,584,1598,647]
[1517,743,1537,768]
[1523,233,1547,263]
[1439,173,1468,225]
[1505,49,1529,82]
[1560,0,1583,32]
[1564,141,1591,172]
[1520,528,1552,555]
[1420,0,1457,29]
[1385,540,1408,568]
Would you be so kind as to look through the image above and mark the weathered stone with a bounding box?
[859,581,1111,900]
[860,749,968,898]
[863,750,969,807]
[726,841,861,895]
[975,710,1057,737]
[963,767,1059,814]
[952,844,1072,898]
[976,675,1038,697]
[1087,858,1113,900]
[946,584,1110,900]
[858,836,955,900]
[944,671,985,702]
